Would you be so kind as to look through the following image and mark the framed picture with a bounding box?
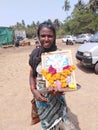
[41,50,76,89]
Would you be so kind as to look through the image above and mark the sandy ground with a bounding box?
[0,39,98,130]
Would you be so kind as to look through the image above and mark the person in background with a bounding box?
[35,40,41,48]
[29,21,77,130]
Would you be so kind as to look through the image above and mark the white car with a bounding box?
[76,32,98,74]
[75,34,92,43]
[62,35,76,45]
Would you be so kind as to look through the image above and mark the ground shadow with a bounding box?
[76,63,94,74]
[67,107,81,130]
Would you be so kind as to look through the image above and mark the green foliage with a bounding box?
[10,0,98,38]
[62,0,98,35]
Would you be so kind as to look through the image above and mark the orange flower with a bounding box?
[62,82,67,88]
[71,65,76,70]
[55,73,61,80]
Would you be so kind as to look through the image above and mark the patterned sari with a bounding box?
[35,64,77,130]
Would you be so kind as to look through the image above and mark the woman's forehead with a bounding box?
[39,27,54,34]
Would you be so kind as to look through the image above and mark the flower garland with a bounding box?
[42,64,76,90]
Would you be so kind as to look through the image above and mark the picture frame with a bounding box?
[41,50,76,88]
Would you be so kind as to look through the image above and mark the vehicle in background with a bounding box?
[14,30,26,40]
[62,35,76,45]
[76,31,98,74]
[75,34,93,44]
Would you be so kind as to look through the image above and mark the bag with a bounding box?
[31,98,40,125]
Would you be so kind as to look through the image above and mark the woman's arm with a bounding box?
[29,67,36,92]
[29,67,47,102]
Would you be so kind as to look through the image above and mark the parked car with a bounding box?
[62,35,76,45]
[75,34,92,43]
[76,31,98,74]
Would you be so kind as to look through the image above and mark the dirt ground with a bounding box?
[0,39,98,130]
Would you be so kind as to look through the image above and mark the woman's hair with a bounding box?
[29,21,57,78]
[37,21,56,43]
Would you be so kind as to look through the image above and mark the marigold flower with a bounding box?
[55,73,61,80]
[42,64,76,89]
[42,69,49,76]
[46,73,52,81]
[62,82,67,88]
[71,65,76,70]
[61,79,66,83]
[66,70,71,75]
[60,75,66,80]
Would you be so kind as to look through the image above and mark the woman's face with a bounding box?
[39,27,55,49]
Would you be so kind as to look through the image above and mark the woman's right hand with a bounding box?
[47,86,65,96]
[32,89,47,102]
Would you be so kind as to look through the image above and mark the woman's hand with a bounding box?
[32,89,47,102]
[47,86,66,96]
[29,67,47,102]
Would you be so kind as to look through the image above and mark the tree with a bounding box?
[65,0,98,34]
[53,19,61,30]
[62,0,70,19]
[86,0,98,13]
[75,0,85,10]
[22,20,25,27]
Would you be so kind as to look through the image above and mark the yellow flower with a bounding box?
[46,73,52,81]
[68,84,77,89]
[42,70,49,76]
[61,79,66,83]
[49,79,54,84]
